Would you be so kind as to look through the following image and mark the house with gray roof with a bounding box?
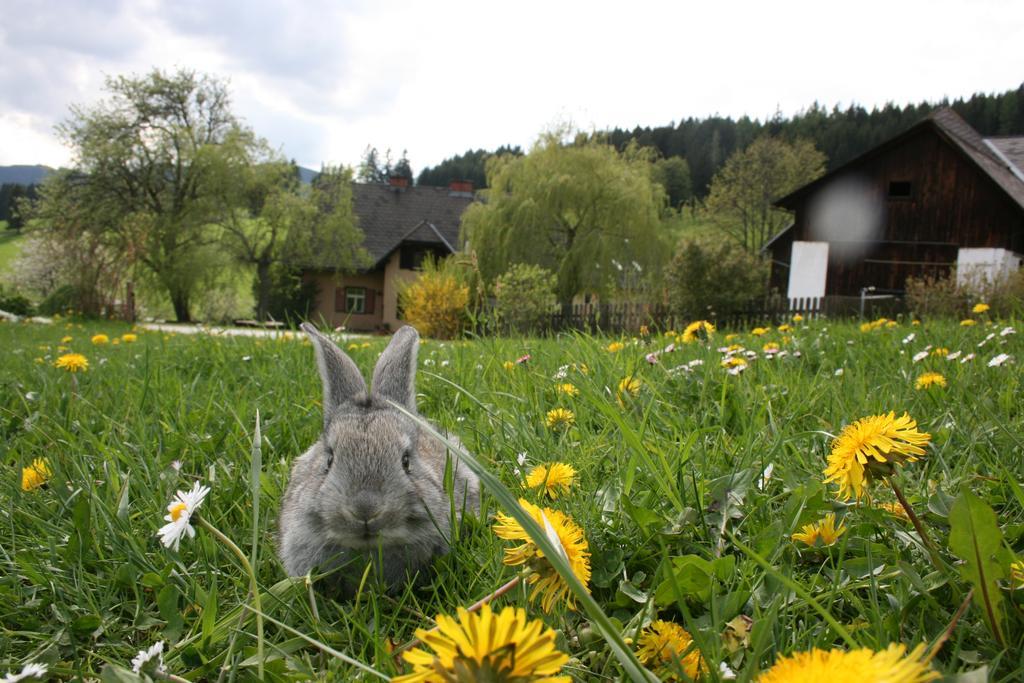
[304,178,475,331]
[766,108,1024,300]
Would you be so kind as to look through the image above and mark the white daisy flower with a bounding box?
[946,351,962,361]
[157,482,211,551]
[902,333,915,344]
[1000,326,1016,337]
[978,332,996,347]
[757,463,774,491]
[2,663,48,683]
[687,359,704,368]
[912,350,929,363]
[988,353,1012,367]
[645,352,660,364]
[834,368,844,376]
[131,642,165,675]
[960,353,976,363]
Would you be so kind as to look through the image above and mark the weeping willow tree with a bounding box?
[461,130,668,306]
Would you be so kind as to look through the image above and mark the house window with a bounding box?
[400,246,437,270]
[888,180,912,199]
[346,287,366,314]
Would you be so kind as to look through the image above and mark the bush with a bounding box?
[493,263,557,334]
[666,238,768,320]
[904,272,970,318]
[0,288,34,316]
[399,257,470,339]
[906,268,1024,319]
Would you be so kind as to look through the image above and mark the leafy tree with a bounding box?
[24,170,127,316]
[666,236,768,320]
[56,68,255,321]
[493,263,557,334]
[218,160,369,320]
[704,136,826,252]
[651,156,692,209]
[461,130,668,306]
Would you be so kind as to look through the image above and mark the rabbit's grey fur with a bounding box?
[278,324,479,592]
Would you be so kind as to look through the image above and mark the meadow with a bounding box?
[1,314,1022,681]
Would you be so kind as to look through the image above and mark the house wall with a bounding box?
[777,127,1024,296]
[303,253,427,332]
[305,270,385,332]
[382,251,420,331]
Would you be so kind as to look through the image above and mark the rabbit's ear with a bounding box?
[301,323,367,426]
[372,326,419,412]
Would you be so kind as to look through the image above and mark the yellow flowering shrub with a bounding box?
[399,271,470,340]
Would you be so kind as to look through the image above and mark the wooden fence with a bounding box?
[482,294,907,336]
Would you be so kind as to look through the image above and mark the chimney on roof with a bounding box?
[388,175,410,190]
[448,179,474,196]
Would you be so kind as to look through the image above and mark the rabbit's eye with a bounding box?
[401,449,411,473]
[324,445,335,471]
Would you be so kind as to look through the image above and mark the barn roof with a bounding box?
[351,183,474,267]
[774,108,1024,212]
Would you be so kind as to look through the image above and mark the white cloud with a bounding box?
[1,0,1021,172]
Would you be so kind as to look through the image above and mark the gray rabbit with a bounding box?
[278,323,480,592]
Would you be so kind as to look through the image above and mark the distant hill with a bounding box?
[0,165,53,185]
[297,166,318,184]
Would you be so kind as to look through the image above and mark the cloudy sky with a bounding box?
[2,0,1021,174]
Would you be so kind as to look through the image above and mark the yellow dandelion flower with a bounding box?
[61,335,73,344]
[751,327,769,336]
[576,363,589,375]
[347,342,360,351]
[724,333,739,341]
[91,334,109,345]
[112,338,121,345]
[914,372,946,390]
[635,620,706,680]
[721,357,747,369]
[545,408,575,430]
[763,342,780,353]
[22,458,52,491]
[777,324,792,333]
[526,463,576,499]
[972,303,990,314]
[682,320,715,343]
[859,322,874,333]
[1010,560,1024,589]
[791,513,847,547]
[606,341,625,353]
[639,324,650,336]
[931,347,949,358]
[122,333,137,343]
[726,344,743,353]
[960,319,977,326]
[617,376,642,400]
[792,314,804,322]
[757,643,938,683]
[54,353,89,373]
[877,501,911,523]
[555,383,579,397]
[823,412,931,501]
[493,498,591,612]
[395,604,570,683]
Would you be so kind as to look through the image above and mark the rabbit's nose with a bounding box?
[352,497,382,525]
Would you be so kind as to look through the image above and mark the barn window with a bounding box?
[888,180,912,199]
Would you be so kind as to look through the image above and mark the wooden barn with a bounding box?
[765,108,1024,302]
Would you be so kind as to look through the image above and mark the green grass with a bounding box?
[0,228,24,279]
[1,317,1022,681]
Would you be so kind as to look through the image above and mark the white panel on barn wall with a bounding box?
[956,248,1023,292]
[787,241,829,299]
